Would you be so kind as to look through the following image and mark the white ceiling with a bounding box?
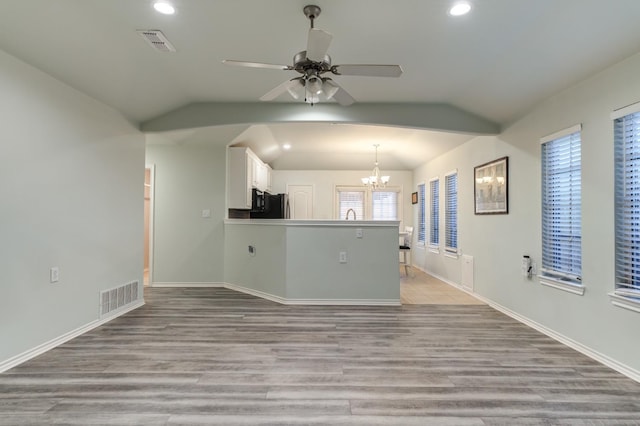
[2,0,640,170]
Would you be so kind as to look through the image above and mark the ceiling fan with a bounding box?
[222,5,403,106]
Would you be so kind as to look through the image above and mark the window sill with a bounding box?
[538,276,585,296]
[609,292,640,314]
[444,250,459,259]
[428,245,440,254]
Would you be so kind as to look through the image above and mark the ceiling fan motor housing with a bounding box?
[293,51,332,74]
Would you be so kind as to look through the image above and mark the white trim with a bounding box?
[145,164,156,287]
[225,282,400,306]
[444,250,459,259]
[611,100,640,120]
[428,245,440,254]
[472,294,640,383]
[0,300,144,373]
[419,265,640,384]
[224,219,399,228]
[444,168,458,178]
[150,282,225,288]
[609,292,640,314]
[539,276,585,296]
[540,123,582,144]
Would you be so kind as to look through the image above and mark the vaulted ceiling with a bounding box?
[2,0,639,169]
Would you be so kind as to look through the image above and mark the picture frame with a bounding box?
[411,192,418,204]
[474,156,509,215]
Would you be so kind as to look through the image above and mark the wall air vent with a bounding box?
[136,29,176,52]
[100,281,140,318]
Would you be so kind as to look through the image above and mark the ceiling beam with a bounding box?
[140,102,500,135]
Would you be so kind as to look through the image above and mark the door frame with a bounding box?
[145,164,156,286]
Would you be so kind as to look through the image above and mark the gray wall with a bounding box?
[145,143,226,284]
[413,52,640,374]
[0,49,144,363]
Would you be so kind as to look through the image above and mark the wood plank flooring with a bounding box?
[401,268,484,305]
[1,286,640,425]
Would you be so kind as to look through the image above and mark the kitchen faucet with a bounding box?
[345,208,356,220]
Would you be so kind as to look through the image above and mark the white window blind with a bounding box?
[541,128,582,284]
[337,190,364,220]
[615,109,640,299]
[372,190,398,221]
[429,179,439,246]
[445,172,458,252]
[418,183,426,243]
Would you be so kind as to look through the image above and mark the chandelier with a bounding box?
[361,144,390,189]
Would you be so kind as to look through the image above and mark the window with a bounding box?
[614,106,640,301]
[418,183,426,244]
[372,190,398,221]
[540,125,582,289]
[429,178,439,247]
[445,171,458,253]
[337,189,365,220]
[335,186,401,221]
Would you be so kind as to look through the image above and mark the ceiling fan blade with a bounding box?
[325,81,355,106]
[222,60,292,71]
[332,64,403,77]
[306,28,333,62]
[260,79,304,101]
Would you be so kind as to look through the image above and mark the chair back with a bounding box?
[402,226,414,248]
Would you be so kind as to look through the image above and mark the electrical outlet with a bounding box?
[356,228,363,239]
[339,251,347,263]
[202,209,211,218]
[50,267,60,283]
[248,245,256,256]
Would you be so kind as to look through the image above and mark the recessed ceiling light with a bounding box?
[153,1,175,15]
[282,144,292,150]
[449,1,471,16]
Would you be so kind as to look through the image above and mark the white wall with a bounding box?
[0,49,144,364]
[413,52,640,375]
[145,143,226,284]
[271,170,413,226]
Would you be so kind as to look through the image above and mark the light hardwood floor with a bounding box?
[401,267,484,305]
[1,281,639,424]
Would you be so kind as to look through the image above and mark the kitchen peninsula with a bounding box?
[224,219,401,305]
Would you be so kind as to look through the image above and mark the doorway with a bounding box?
[144,165,155,286]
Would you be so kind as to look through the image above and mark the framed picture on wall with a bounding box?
[474,156,508,214]
[411,192,418,204]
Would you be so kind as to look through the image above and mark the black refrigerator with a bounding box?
[250,193,289,219]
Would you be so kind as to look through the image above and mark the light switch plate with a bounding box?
[339,251,347,263]
[202,209,211,218]
[356,228,363,238]
[50,267,59,283]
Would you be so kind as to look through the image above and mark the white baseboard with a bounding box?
[420,265,640,384]
[150,282,225,288]
[225,282,401,306]
[0,300,144,374]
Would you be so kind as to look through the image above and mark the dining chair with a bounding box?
[400,226,413,276]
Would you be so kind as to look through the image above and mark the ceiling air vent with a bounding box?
[136,29,176,52]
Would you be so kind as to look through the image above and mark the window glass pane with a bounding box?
[615,111,640,297]
[418,184,426,243]
[338,190,364,220]
[372,191,398,220]
[445,173,458,251]
[541,131,582,283]
[429,179,439,246]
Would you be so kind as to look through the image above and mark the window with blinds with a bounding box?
[429,178,439,246]
[614,108,640,299]
[372,190,398,220]
[541,126,582,285]
[337,190,364,220]
[445,172,458,252]
[418,183,426,243]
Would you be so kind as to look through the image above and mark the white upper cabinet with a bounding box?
[228,147,271,209]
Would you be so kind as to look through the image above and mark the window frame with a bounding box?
[539,124,584,295]
[334,185,402,223]
[612,101,640,312]
[444,170,458,256]
[428,177,440,251]
[417,183,426,245]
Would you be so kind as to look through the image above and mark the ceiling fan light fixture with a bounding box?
[322,79,339,99]
[449,1,471,16]
[306,76,323,95]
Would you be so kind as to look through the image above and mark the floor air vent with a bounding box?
[100,281,139,318]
